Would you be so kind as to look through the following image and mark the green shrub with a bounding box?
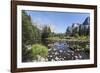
[30,44,48,59]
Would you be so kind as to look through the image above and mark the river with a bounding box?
[47,41,89,61]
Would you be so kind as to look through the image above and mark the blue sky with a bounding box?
[25,10,89,33]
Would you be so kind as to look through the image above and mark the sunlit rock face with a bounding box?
[66,23,80,36]
[72,23,80,28]
[72,23,80,32]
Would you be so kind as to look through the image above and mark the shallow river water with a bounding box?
[47,42,89,61]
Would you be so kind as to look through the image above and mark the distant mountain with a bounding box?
[81,17,90,31]
[83,17,90,25]
[66,17,90,36]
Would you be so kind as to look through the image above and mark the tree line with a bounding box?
[22,11,52,62]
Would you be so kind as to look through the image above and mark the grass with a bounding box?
[30,44,48,59]
[46,35,89,42]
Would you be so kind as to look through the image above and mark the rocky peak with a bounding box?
[83,17,90,25]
